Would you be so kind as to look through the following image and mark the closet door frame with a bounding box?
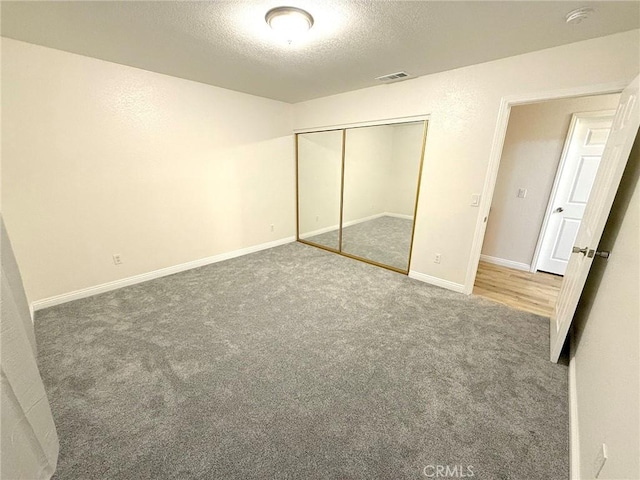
[295,128,346,254]
[295,115,429,274]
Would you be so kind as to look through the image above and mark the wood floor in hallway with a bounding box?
[473,261,563,317]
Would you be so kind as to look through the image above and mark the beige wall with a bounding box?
[1,219,59,479]
[386,122,424,217]
[343,125,394,223]
[294,30,640,286]
[482,94,621,267]
[298,122,424,235]
[1,39,295,303]
[572,137,639,479]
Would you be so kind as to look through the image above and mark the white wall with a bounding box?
[482,94,621,267]
[343,125,393,223]
[386,122,424,217]
[571,139,639,479]
[1,218,59,479]
[293,30,640,287]
[1,38,295,304]
[299,122,424,233]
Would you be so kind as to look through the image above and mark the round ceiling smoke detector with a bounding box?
[265,6,314,44]
[565,7,594,25]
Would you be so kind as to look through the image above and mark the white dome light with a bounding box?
[265,6,314,44]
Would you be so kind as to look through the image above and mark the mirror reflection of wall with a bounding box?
[296,120,426,273]
[297,130,343,251]
[342,122,424,270]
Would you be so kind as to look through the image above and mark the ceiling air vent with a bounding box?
[375,71,410,83]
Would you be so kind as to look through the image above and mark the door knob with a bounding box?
[572,246,588,256]
[554,207,564,213]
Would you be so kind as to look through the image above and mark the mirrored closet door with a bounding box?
[297,130,344,251]
[296,120,427,274]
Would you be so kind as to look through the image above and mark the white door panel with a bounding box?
[569,155,600,203]
[551,218,580,262]
[550,76,639,363]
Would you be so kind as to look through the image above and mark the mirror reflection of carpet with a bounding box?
[307,216,413,270]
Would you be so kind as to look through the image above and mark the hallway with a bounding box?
[473,261,563,317]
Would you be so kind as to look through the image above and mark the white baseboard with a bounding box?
[300,213,385,239]
[383,212,413,220]
[344,213,387,228]
[31,236,296,312]
[299,223,339,239]
[569,329,581,480]
[408,270,465,293]
[300,212,413,240]
[29,304,35,323]
[479,254,531,272]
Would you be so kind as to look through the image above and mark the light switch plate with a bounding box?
[470,194,481,207]
[517,188,527,198]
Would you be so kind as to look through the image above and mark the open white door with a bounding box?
[550,76,639,363]
[536,112,615,276]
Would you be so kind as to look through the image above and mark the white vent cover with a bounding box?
[375,71,410,83]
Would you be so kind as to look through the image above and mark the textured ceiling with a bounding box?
[2,1,638,103]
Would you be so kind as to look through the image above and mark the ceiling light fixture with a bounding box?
[565,7,594,24]
[265,6,314,44]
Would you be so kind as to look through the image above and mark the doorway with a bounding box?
[473,93,621,316]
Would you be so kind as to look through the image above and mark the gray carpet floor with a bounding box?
[35,242,568,480]
[304,216,413,270]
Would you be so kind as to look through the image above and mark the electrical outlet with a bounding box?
[316,215,319,222]
[470,194,481,207]
[593,443,607,478]
[517,187,528,198]
[270,224,275,232]
[434,253,441,264]
[112,254,122,265]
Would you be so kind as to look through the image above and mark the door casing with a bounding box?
[465,81,628,295]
